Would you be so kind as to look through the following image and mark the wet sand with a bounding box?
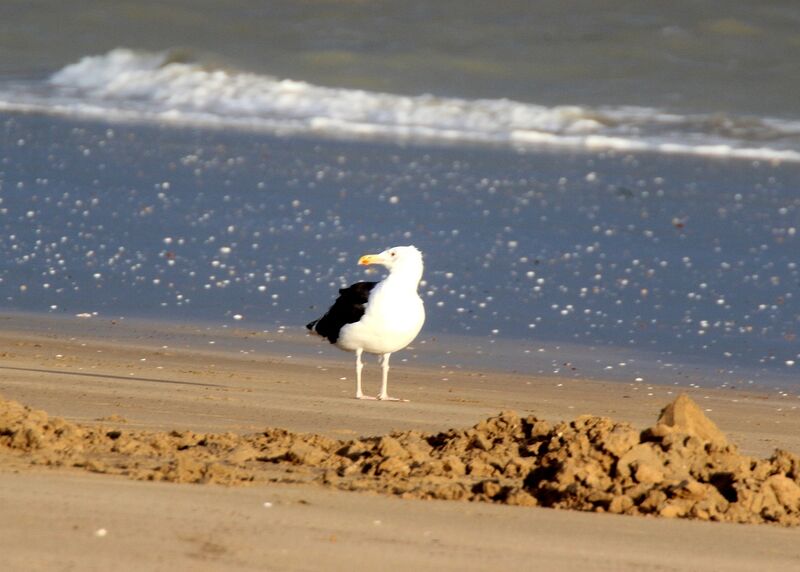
[1,313,799,570]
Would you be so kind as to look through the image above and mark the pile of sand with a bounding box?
[1,394,798,525]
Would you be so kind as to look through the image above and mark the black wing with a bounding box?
[306,281,378,344]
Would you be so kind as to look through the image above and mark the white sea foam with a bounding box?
[2,48,800,162]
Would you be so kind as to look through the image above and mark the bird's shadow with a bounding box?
[0,365,223,388]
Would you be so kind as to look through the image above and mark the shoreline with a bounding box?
[4,307,799,391]
[3,111,799,393]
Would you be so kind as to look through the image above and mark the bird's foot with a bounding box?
[356,394,378,400]
[377,394,409,402]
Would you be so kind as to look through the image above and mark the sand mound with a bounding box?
[1,394,798,525]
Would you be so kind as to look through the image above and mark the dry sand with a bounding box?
[1,313,799,570]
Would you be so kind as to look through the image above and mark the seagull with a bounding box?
[306,245,425,401]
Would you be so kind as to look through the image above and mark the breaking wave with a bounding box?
[2,48,800,162]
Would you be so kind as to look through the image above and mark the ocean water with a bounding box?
[0,2,798,390]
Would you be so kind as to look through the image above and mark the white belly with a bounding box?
[337,291,425,354]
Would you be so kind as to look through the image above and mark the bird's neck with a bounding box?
[385,265,423,291]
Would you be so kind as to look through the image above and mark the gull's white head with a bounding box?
[358,245,424,278]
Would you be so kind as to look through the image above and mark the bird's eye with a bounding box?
[390,251,396,257]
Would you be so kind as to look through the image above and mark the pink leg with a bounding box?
[377,353,407,402]
[355,349,376,400]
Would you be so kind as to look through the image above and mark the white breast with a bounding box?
[337,282,425,354]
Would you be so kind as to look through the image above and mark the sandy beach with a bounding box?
[1,313,798,571]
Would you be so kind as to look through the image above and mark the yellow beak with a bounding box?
[358,254,382,266]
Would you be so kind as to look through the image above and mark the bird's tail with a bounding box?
[306,319,318,333]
